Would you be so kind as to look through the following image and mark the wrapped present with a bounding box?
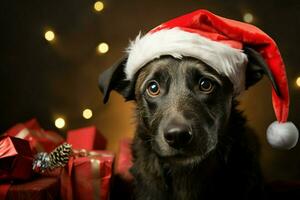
[116,138,133,181]
[67,126,107,150]
[32,143,72,175]
[5,118,64,153]
[0,136,34,181]
[109,139,134,200]
[0,177,60,200]
[61,150,114,200]
[5,118,42,135]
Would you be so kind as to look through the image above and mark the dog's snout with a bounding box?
[163,123,192,149]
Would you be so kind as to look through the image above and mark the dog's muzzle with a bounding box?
[163,121,193,149]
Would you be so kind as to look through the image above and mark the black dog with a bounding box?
[99,48,277,199]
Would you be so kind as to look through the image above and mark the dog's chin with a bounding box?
[163,154,207,166]
[155,149,214,166]
[153,136,217,166]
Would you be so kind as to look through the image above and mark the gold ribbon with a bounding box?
[15,128,30,139]
[72,149,109,200]
[90,158,101,200]
[73,149,112,158]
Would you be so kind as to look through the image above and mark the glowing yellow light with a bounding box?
[55,117,65,129]
[94,1,104,12]
[44,30,55,41]
[243,13,254,23]
[83,109,93,119]
[296,77,300,87]
[97,42,109,54]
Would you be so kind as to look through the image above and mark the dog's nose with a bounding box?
[164,124,192,149]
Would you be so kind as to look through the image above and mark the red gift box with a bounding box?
[116,138,133,181]
[0,136,34,181]
[0,177,60,200]
[5,118,64,153]
[61,150,114,200]
[67,126,107,150]
[109,139,134,200]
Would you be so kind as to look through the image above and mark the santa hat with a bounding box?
[124,9,298,149]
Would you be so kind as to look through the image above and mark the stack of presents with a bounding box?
[0,119,133,200]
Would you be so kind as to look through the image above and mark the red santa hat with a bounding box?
[124,9,298,149]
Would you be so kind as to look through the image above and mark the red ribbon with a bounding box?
[0,184,11,200]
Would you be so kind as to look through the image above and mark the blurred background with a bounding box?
[1,0,299,182]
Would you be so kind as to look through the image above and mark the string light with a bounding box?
[83,109,93,119]
[94,1,104,12]
[97,42,109,54]
[44,30,55,41]
[296,77,300,87]
[243,13,254,23]
[55,117,65,129]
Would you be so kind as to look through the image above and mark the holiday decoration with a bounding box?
[116,138,133,181]
[0,177,60,200]
[67,126,107,150]
[33,143,73,173]
[0,119,73,200]
[5,118,64,153]
[0,133,72,199]
[124,9,298,149]
[61,150,114,200]
[110,139,134,200]
[0,136,34,181]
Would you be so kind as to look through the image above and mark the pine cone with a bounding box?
[33,143,72,173]
[49,143,72,169]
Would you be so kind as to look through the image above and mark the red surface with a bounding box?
[5,119,64,153]
[3,177,60,200]
[151,9,289,123]
[67,126,107,150]
[0,136,34,181]
[116,138,133,181]
[61,151,114,200]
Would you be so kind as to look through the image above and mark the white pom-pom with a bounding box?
[266,121,299,150]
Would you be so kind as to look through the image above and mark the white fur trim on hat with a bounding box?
[267,121,299,149]
[125,28,248,94]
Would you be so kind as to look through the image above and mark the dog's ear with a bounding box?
[98,55,135,103]
[244,47,280,96]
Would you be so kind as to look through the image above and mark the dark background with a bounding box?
[1,0,299,182]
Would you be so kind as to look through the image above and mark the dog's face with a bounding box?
[99,48,277,165]
[134,56,234,164]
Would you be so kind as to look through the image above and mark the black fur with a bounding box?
[130,101,263,200]
[98,49,275,199]
[130,57,263,200]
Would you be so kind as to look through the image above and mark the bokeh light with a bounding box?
[243,13,254,23]
[83,108,93,119]
[296,77,300,87]
[97,42,109,54]
[44,30,55,41]
[94,1,104,12]
[55,117,65,129]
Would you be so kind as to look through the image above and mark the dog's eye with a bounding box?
[198,78,214,93]
[146,80,160,97]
